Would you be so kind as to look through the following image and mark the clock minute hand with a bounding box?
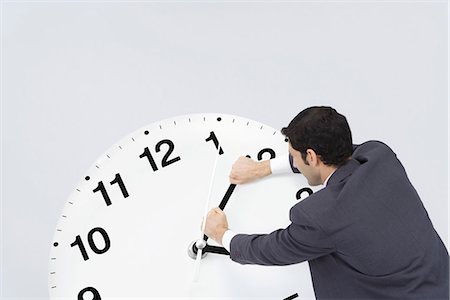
[193,137,223,282]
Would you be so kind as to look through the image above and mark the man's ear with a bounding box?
[306,149,319,166]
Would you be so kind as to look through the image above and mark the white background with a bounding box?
[1,1,448,299]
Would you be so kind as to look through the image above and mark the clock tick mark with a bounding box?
[260,125,263,129]
[217,117,222,122]
[285,138,289,142]
[85,176,90,181]
[57,229,62,232]
[76,189,81,192]
[53,242,59,247]
[273,131,276,135]
[51,286,56,289]
[132,137,135,142]
[174,121,177,125]
[144,130,149,135]
[118,146,122,150]
[107,155,111,158]
[62,215,67,218]
[189,118,191,122]
[50,272,55,275]
[232,119,235,123]
[68,202,73,204]
[95,165,100,169]
[246,121,249,126]
[159,125,163,129]
[51,258,56,260]
[203,117,206,121]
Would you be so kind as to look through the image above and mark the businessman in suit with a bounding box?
[204,106,449,299]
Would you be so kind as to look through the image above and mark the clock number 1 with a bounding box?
[71,227,111,261]
[205,131,224,154]
[93,173,129,206]
[140,139,181,171]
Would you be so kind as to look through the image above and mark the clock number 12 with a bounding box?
[140,139,181,171]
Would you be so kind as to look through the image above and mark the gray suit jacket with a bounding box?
[230,141,449,299]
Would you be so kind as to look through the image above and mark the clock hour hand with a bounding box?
[192,243,230,256]
[189,182,237,259]
[201,183,236,241]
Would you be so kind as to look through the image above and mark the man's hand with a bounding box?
[203,207,229,245]
[229,156,271,184]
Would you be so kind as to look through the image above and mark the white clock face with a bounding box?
[49,113,318,300]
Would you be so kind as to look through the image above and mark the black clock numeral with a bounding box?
[257,148,276,161]
[140,147,158,171]
[93,173,129,206]
[205,131,224,155]
[78,287,101,300]
[140,139,181,171]
[296,187,313,200]
[71,227,111,261]
[157,139,181,167]
[110,173,129,198]
[71,235,89,261]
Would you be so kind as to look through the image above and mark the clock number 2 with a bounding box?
[70,227,111,261]
[78,287,101,300]
[247,148,276,161]
[140,139,181,171]
[93,173,129,206]
[257,148,276,160]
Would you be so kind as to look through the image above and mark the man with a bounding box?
[204,106,449,299]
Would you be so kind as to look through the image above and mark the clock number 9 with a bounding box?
[71,227,111,261]
[93,173,129,206]
[140,139,181,171]
[78,287,101,300]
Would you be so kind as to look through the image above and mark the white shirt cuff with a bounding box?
[222,229,237,252]
[270,153,291,175]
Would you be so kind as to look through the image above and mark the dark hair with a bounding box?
[281,106,353,167]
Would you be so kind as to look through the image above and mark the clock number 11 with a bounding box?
[93,173,129,206]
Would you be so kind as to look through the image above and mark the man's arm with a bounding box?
[229,154,299,184]
[204,206,334,266]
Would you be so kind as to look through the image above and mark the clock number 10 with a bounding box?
[140,139,181,171]
[71,227,111,261]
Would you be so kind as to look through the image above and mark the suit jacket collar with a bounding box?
[327,158,361,186]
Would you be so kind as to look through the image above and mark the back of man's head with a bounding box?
[281,106,353,167]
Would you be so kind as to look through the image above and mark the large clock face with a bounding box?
[48,113,318,300]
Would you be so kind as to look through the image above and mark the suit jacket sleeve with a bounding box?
[229,206,335,266]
